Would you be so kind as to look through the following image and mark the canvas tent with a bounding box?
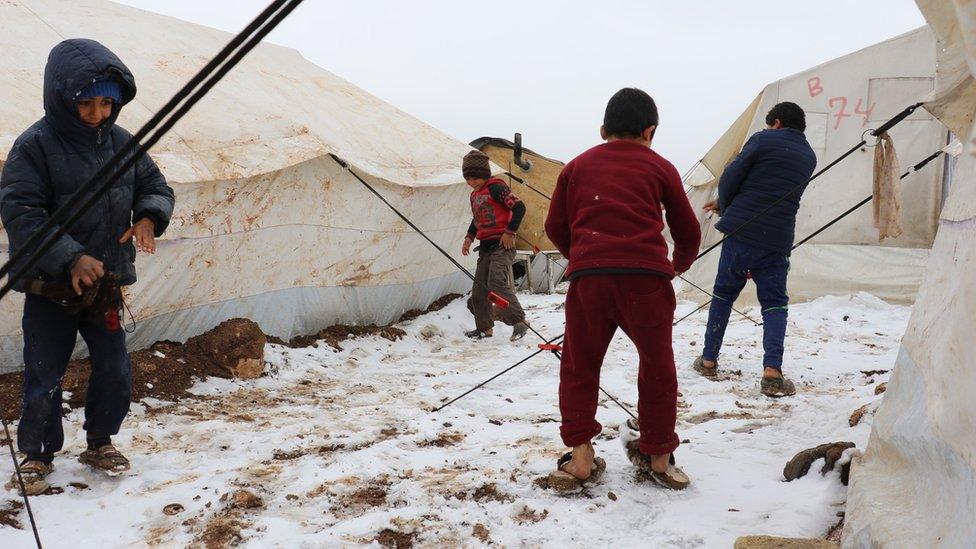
[680,27,950,305]
[470,136,564,252]
[0,0,487,372]
[843,1,976,546]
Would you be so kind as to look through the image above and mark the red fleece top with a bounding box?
[545,140,701,279]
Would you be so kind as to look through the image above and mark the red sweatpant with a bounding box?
[559,274,680,456]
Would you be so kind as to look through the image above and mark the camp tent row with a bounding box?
[844,0,976,546]
[0,0,494,372]
[679,26,951,305]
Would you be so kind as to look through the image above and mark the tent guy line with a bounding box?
[329,153,640,422]
[0,1,306,547]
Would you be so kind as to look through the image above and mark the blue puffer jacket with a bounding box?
[0,39,174,289]
[714,128,817,255]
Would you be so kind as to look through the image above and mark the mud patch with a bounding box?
[200,516,247,549]
[513,504,549,524]
[418,431,465,448]
[375,528,416,548]
[472,523,491,543]
[0,500,24,529]
[287,324,406,350]
[453,482,515,504]
[398,293,463,323]
[0,319,265,420]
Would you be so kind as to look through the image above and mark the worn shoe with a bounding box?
[79,444,130,473]
[464,329,492,340]
[510,322,530,342]
[760,375,797,397]
[692,356,719,379]
[6,460,53,496]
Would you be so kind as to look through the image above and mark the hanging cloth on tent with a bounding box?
[872,131,903,241]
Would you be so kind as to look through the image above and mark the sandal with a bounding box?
[547,451,606,493]
[5,460,53,496]
[625,440,690,490]
[692,356,720,380]
[79,444,130,473]
[760,375,796,397]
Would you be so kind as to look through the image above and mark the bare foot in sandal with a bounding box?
[562,442,595,480]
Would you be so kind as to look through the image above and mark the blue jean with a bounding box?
[702,237,789,370]
[18,295,132,462]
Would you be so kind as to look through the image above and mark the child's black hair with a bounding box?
[603,88,658,138]
[765,102,806,132]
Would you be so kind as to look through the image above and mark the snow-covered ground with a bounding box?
[0,292,908,548]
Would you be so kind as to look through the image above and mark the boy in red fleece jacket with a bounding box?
[460,150,531,342]
[545,88,701,489]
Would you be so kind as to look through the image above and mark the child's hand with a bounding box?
[70,254,104,295]
[119,218,157,254]
[703,200,719,213]
[461,237,473,256]
[500,233,516,250]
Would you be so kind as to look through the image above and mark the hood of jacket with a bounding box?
[43,38,137,148]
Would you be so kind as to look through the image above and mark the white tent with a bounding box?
[680,27,949,305]
[0,0,485,371]
[844,1,976,546]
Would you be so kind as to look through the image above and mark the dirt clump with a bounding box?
[472,523,491,543]
[849,404,870,427]
[472,483,515,504]
[376,528,417,548]
[783,441,856,481]
[398,293,462,323]
[513,504,549,524]
[221,489,263,510]
[200,516,246,549]
[0,499,24,529]
[419,431,465,448]
[288,324,406,350]
[0,318,266,421]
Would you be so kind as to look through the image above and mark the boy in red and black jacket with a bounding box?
[545,88,701,489]
[460,150,531,341]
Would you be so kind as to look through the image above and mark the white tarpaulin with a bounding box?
[0,0,487,371]
[844,1,976,546]
[679,28,948,305]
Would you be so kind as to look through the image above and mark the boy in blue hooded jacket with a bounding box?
[692,102,817,397]
[0,39,174,494]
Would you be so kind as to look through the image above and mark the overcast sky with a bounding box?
[117,0,926,172]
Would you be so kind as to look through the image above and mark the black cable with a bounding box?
[0,0,305,305]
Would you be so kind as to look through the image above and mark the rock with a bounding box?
[874,382,887,395]
[184,318,266,379]
[849,404,870,427]
[734,535,838,548]
[783,442,856,481]
[163,503,184,515]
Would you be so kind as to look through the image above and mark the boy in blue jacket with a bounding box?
[693,102,817,397]
[1,39,174,494]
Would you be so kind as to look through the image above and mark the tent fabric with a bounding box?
[0,0,485,371]
[679,27,947,304]
[844,1,976,546]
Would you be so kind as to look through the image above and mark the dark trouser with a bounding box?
[702,237,790,370]
[18,295,132,462]
[559,274,679,456]
[467,246,525,331]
